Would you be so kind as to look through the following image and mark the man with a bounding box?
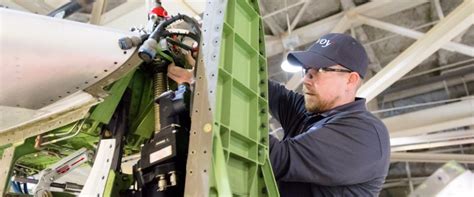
[268,33,390,196]
[167,33,390,196]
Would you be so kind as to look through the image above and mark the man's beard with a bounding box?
[304,91,339,113]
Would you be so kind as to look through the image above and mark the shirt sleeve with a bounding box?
[268,80,306,136]
[269,115,385,186]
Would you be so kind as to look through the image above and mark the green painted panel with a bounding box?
[232,35,259,92]
[220,24,234,74]
[234,0,259,49]
[227,155,258,196]
[210,0,279,196]
[90,70,136,124]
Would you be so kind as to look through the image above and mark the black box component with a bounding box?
[132,84,191,197]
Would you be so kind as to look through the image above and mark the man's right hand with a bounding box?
[167,53,195,84]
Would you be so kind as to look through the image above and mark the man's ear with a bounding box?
[347,72,361,89]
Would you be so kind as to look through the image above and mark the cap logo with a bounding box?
[316,38,332,48]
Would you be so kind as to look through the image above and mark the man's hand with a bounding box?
[167,53,195,84]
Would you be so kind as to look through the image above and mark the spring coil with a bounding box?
[153,72,167,132]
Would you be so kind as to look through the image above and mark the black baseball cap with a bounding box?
[287,33,368,78]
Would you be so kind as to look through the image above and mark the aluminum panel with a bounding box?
[0,9,137,109]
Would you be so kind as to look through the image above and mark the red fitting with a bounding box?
[150,6,168,18]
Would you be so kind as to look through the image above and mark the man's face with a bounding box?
[302,66,350,113]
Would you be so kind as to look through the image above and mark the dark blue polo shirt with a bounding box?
[268,81,390,197]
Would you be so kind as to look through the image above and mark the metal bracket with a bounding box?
[0,147,15,196]
[184,0,228,196]
[80,139,116,197]
[0,94,97,147]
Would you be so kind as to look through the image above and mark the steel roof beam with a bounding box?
[382,96,474,137]
[391,129,474,146]
[391,152,474,163]
[282,0,429,89]
[90,0,107,25]
[391,138,474,152]
[355,14,474,57]
[266,0,429,57]
[357,0,474,101]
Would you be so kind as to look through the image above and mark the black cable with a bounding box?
[149,14,201,43]
[139,14,201,63]
[166,38,192,51]
[162,31,200,43]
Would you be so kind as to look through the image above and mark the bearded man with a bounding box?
[268,33,390,197]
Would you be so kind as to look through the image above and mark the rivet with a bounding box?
[203,123,212,133]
